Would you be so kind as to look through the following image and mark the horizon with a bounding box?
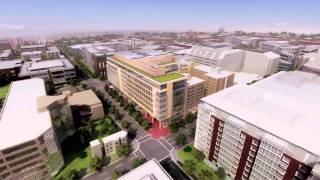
[1,0,320,38]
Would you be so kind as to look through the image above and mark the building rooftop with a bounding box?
[102,130,127,143]
[119,159,173,180]
[90,139,101,147]
[29,60,64,71]
[0,79,52,150]
[68,90,102,106]
[186,76,205,86]
[21,44,46,49]
[202,71,320,156]
[194,64,233,78]
[234,72,262,85]
[152,73,184,83]
[0,60,23,70]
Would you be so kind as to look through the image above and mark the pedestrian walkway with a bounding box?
[147,119,170,139]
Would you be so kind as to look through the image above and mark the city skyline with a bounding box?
[1,0,319,38]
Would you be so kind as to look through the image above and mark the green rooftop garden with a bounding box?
[0,84,10,99]
[112,57,184,83]
[152,73,184,83]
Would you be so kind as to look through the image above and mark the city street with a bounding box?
[83,79,177,180]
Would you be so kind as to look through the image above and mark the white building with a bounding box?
[102,131,127,156]
[19,58,76,88]
[226,36,261,48]
[187,45,246,72]
[119,159,173,180]
[194,71,320,180]
[259,41,303,71]
[242,51,280,76]
[302,52,320,75]
[90,139,103,158]
[0,79,64,179]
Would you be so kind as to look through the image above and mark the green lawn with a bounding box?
[0,85,9,99]
[178,145,220,180]
[54,147,92,180]
[152,73,184,83]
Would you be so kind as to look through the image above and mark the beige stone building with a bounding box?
[190,64,234,96]
[185,76,205,113]
[107,51,188,128]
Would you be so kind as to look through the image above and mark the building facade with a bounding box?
[102,131,127,156]
[107,52,187,128]
[0,79,64,179]
[194,71,320,180]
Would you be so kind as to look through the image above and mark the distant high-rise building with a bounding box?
[218,27,225,34]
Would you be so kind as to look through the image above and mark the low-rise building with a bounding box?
[0,41,12,51]
[191,64,234,96]
[226,36,262,48]
[0,50,13,60]
[102,131,127,156]
[302,52,320,75]
[19,58,76,88]
[119,159,173,180]
[0,60,23,79]
[90,139,103,158]
[21,44,47,53]
[194,71,320,180]
[0,79,64,179]
[242,51,280,76]
[187,45,246,72]
[21,45,61,61]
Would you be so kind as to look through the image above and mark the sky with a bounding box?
[0,0,319,38]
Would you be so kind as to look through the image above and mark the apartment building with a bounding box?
[102,131,127,156]
[119,159,173,180]
[194,71,320,180]
[0,79,64,180]
[19,58,76,88]
[191,64,234,96]
[185,76,205,113]
[259,41,303,71]
[82,45,114,77]
[242,51,280,76]
[107,51,187,128]
[187,45,246,72]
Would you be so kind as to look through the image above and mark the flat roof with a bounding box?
[0,60,23,70]
[0,79,52,150]
[119,159,173,180]
[194,64,233,78]
[102,130,127,143]
[29,60,64,71]
[202,71,320,156]
[68,90,102,106]
[21,44,46,49]
[234,72,262,85]
[186,76,205,86]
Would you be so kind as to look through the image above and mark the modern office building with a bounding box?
[259,41,303,71]
[187,46,246,72]
[302,52,320,75]
[190,64,234,96]
[119,159,173,180]
[242,51,280,76]
[194,71,320,180]
[102,131,127,156]
[19,58,76,88]
[0,79,64,179]
[82,45,114,77]
[107,51,187,128]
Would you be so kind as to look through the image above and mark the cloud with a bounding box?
[0,23,25,31]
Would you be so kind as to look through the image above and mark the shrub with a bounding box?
[183,146,192,152]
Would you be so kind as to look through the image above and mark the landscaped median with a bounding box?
[177,145,226,180]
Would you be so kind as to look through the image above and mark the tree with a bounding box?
[199,169,213,180]
[70,79,80,86]
[193,149,205,162]
[169,121,180,133]
[90,157,103,171]
[141,120,150,130]
[116,143,132,157]
[122,120,131,129]
[65,169,78,180]
[45,81,55,95]
[112,170,123,180]
[183,160,196,175]
[175,133,187,146]
[127,127,137,139]
[131,158,145,168]
[185,112,196,124]
[216,167,226,179]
